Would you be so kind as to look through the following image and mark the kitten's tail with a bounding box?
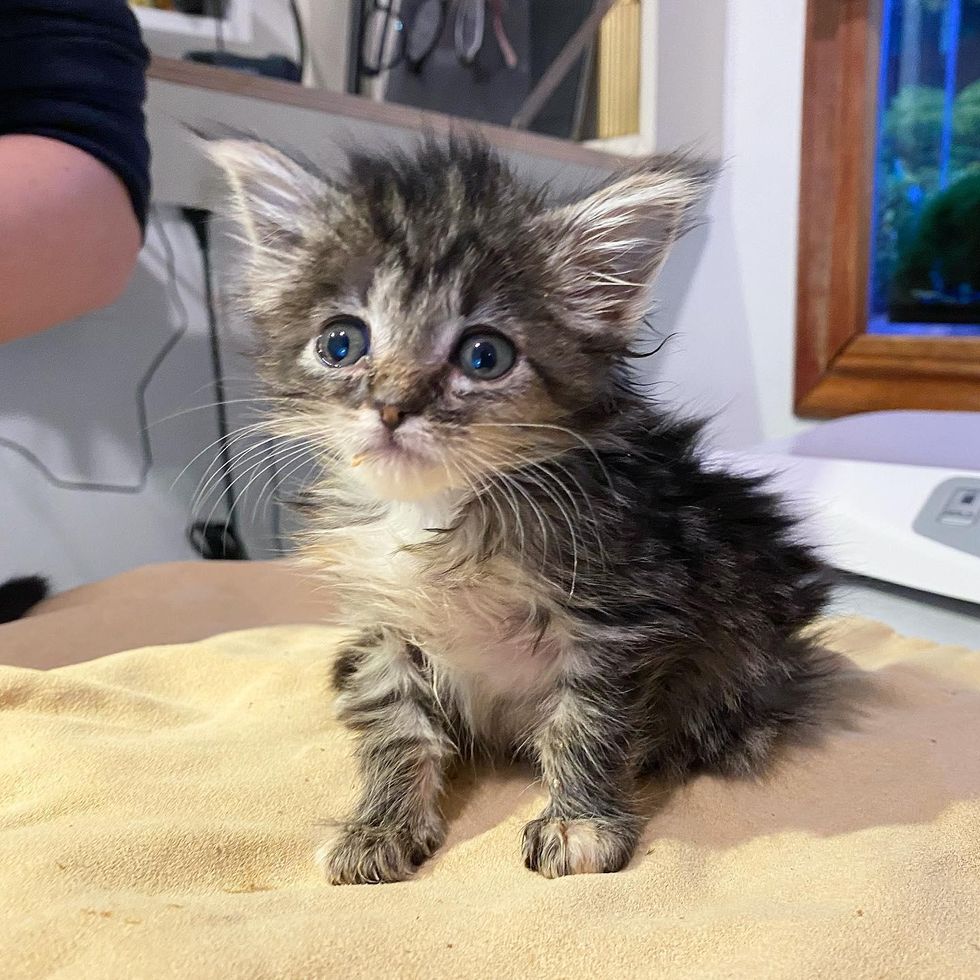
[0,575,49,624]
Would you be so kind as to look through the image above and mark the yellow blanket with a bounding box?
[1,618,978,979]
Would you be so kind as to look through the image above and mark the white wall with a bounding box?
[647,0,811,450]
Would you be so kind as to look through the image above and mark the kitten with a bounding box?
[209,135,835,883]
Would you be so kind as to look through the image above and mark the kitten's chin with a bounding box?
[352,456,454,502]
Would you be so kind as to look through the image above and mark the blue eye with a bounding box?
[455,331,516,380]
[316,316,370,368]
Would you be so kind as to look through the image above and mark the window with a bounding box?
[870,0,980,336]
[796,0,980,417]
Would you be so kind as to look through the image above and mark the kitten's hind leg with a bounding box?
[654,635,845,780]
[523,677,644,878]
[319,631,456,885]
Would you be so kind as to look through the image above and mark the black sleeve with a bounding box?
[0,0,151,231]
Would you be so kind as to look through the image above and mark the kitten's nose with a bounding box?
[378,404,407,431]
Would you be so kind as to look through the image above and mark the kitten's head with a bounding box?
[210,135,708,501]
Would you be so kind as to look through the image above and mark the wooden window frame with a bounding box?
[795,0,980,418]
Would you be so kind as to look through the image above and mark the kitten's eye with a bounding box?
[455,332,516,381]
[315,316,370,368]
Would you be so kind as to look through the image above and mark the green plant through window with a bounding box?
[869,0,980,334]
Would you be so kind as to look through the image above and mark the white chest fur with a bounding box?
[308,494,567,704]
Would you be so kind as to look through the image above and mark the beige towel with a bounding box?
[1,617,978,979]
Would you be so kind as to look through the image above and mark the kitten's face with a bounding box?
[210,138,706,501]
[287,259,582,501]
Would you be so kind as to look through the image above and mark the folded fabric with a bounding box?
[1,617,978,979]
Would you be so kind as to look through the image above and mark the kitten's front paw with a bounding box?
[522,817,633,878]
[317,823,437,885]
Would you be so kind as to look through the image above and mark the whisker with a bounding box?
[498,469,551,566]
[172,418,276,493]
[260,449,321,523]
[198,447,288,538]
[508,464,580,596]
[249,443,317,525]
[148,395,287,430]
[446,446,498,520]
[466,435,610,575]
[190,432,288,515]
[433,445,488,534]
[454,443,526,563]
[189,429,310,525]
[470,422,614,490]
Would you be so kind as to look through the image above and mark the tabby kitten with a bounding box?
[209,136,834,883]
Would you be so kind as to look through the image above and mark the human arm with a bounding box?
[0,0,150,342]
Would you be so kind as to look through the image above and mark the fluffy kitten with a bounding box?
[209,135,835,883]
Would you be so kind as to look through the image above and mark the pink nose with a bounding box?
[378,405,406,431]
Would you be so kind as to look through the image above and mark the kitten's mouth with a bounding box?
[350,448,425,469]
[350,433,431,470]
[347,430,451,501]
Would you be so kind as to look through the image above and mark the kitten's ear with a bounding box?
[205,139,328,250]
[548,155,713,330]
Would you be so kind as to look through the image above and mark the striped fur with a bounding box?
[211,136,838,883]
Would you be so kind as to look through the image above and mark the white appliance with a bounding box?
[721,411,980,606]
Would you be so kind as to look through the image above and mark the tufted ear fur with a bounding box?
[206,138,329,252]
[547,154,713,332]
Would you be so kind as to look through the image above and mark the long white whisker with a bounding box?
[249,443,316,525]
[457,451,507,535]
[170,418,274,493]
[516,466,580,596]
[454,443,526,562]
[260,448,321,523]
[224,443,312,529]
[456,442,554,576]
[458,454,509,549]
[470,422,613,490]
[191,431,307,524]
[498,469,551,566]
[190,433,288,515]
[468,435,608,576]
[252,445,320,521]
[433,445,488,533]
[148,395,287,430]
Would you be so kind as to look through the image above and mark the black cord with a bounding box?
[0,212,188,494]
[347,0,366,93]
[211,0,225,51]
[182,208,247,560]
[288,0,307,77]
[265,444,287,555]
